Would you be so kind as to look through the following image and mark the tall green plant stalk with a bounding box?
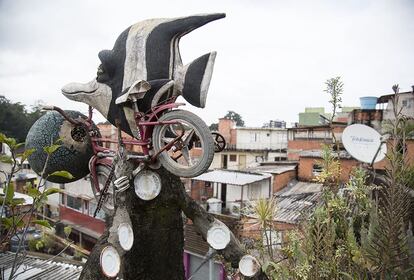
[362,85,412,278]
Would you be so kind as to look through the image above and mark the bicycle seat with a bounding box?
[116,80,151,105]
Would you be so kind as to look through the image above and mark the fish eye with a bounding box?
[96,64,110,82]
[97,64,105,75]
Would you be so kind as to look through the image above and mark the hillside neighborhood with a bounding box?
[1,88,413,279]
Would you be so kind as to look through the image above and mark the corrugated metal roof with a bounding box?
[244,181,322,224]
[274,181,322,224]
[193,170,271,186]
[244,165,296,175]
[275,192,321,224]
[299,150,353,159]
[0,252,82,279]
[276,181,322,197]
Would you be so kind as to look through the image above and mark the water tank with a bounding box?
[360,96,378,110]
[207,198,222,214]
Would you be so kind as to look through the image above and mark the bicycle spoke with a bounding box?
[181,147,192,166]
[183,129,195,146]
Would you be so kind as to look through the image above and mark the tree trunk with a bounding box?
[80,157,268,280]
[80,163,185,280]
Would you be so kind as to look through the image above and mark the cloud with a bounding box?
[1,0,413,126]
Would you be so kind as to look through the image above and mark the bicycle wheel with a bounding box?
[212,132,226,152]
[152,110,214,178]
[90,164,115,214]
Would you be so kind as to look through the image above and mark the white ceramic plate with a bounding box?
[207,224,231,250]
[239,254,259,277]
[118,223,134,251]
[100,246,120,278]
[134,170,162,200]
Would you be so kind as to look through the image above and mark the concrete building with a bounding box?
[212,119,288,171]
[58,177,105,251]
[298,107,331,126]
[378,90,414,120]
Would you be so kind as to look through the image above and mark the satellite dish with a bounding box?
[100,246,121,278]
[342,124,387,163]
[239,255,260,277]
[206,223,231,250]
[134,170,162,200]
[118,223,134,251]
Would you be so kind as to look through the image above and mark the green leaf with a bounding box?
[33,219,51,229]
[43,144,61,155]
[0,154,13,164]
[0,133,6,143]
[27,186,41,198]
[49,170,74,180]
[14,142,25,150]
[4,137,17,149]
[9,198,26,207]
[43,188,62,196]
[1,217,12,229]
[5,183,14,204]
[18,148,35,163]
[64,226,72,238]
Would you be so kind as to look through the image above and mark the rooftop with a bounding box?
[243,180,322,224]
[377,90,414,103]
[0,188,33,205]
[299,150,353,159]
[0,251,83,279]
[193,169,271,186]
[243,164,296,175]
[275,181,322,224]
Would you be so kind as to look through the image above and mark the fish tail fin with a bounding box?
[175,52,217,108]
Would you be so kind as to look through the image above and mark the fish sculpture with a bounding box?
[62,13,225,138]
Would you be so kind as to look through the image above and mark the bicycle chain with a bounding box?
[94,161,116,217]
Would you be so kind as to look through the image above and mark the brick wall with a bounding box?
[218,118,235,144]
[190,180,213,202]
[298,157,359,182]
[287,139,330,160]
[273,170,297,193]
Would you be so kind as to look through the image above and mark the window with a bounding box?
[248,185,261,200]
[84,201,88,213]
[66,195,82,211]
[60,193,65,205]
[229,154,237,162]
[312,164,323,176]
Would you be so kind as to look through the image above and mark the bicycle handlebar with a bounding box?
[40,105,82,126]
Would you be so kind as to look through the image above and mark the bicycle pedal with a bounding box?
[114,176,130,193]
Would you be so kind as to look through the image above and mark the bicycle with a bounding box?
[42,80,226,213]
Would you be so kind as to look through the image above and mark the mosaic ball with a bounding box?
[25,111,95,183]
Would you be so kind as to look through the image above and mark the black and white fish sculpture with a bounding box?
[62,13,225,137]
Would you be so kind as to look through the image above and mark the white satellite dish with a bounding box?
[342,124,387,164]
[100,246,121,278]
[207,223,231,250]
[239,255,260,277]
[118,223,134,251]
[134,170,162,201]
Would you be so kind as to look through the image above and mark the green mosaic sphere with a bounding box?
[25,111,95,183]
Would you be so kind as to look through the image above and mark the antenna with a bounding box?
[342,124,386,164]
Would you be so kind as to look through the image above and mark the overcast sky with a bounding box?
[0,0,413,127]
